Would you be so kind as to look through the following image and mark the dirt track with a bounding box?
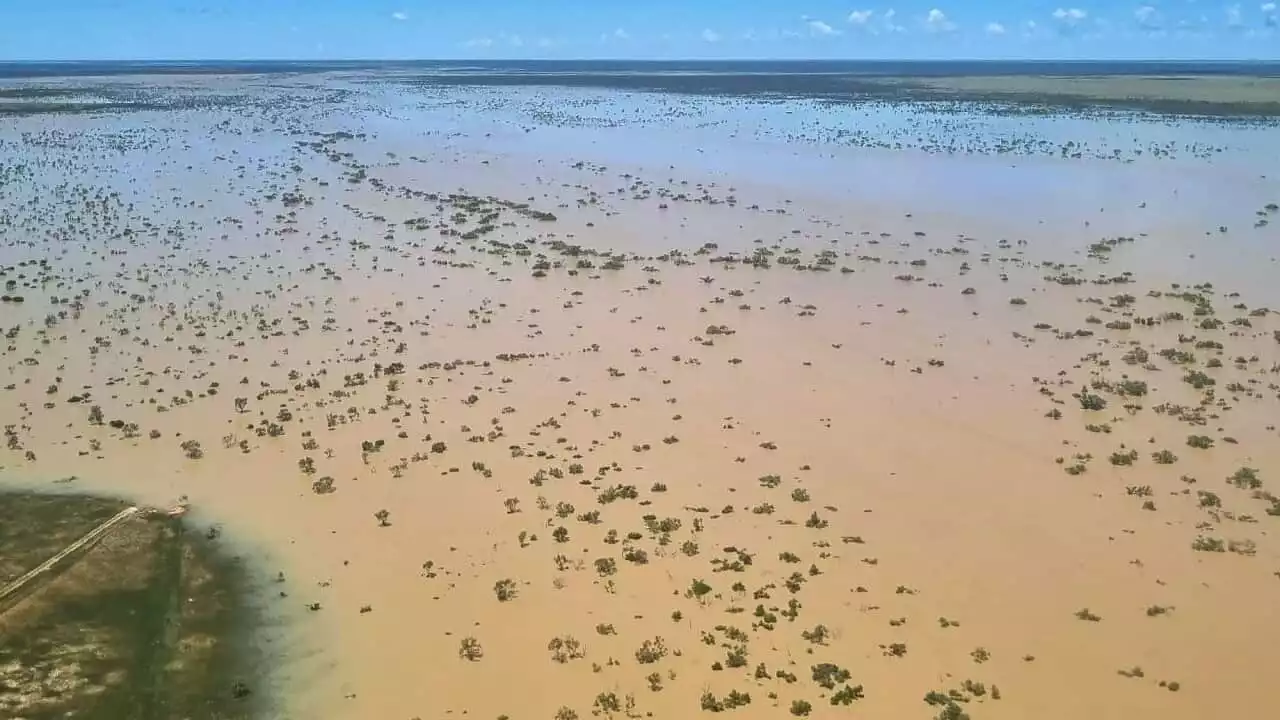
[0,505,138,607]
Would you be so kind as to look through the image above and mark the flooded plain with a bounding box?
[1,70,1278,720]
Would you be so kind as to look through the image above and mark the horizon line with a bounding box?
[3,57,1280,64]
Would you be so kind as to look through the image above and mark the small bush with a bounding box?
[1079,393,1107,411]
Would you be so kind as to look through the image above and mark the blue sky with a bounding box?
[1,1,1278,60]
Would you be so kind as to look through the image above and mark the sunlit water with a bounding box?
[354,82,1280,302]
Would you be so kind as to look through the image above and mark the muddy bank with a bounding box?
[0,490,273,720]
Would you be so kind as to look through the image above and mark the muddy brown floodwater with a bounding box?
[1,72,1278,720]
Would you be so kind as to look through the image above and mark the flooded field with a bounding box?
[0,491,268,719]
[1,69,1278,720]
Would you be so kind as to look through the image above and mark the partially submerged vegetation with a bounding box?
[0,68,1276,720]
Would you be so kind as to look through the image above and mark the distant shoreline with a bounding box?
[2,58,1280,80]
[3,59,1280,118]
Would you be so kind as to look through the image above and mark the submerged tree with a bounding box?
[458,636,483,661]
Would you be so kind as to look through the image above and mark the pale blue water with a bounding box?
[3,63,1277,301]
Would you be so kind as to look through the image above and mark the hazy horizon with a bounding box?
[3,57,1279,63]
[4,1,1280,62]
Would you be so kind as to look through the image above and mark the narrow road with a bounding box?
[0,505,140,606]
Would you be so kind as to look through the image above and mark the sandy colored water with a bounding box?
[2,73,1279,720]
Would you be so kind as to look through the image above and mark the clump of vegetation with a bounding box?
[547,635,585,663]
[1079,393,1107,411]
[494,578,517,601]
[830,684,864,705]
[800,624,829,645]
[635,637,668,664]
[1063,461,1088,475]
[688,578,713,601]
[458,636,483,661]
[811,663,851,689]
[1229,467,1262,490]
[180,439,204,459]
[646,672,663,691]
[1183,370,1215,389]
[1116,379,1147,397]
[593,693,621,714]
[1109,449,1139,466]
[1192,536,1225,552]
[700,689,751,712]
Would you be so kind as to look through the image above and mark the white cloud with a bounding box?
[985,21,1006,35]
[1226,4,1244,27]
[848,10,874,25]
[537,37,555,48]
[1052,7,1088,24]
[1265,3,1279,27]
[1176,16,1206,33]
[1134,5,1160,29]
[600,27,631,43]
[701,28,722,42]
[391,11,408,21]
[1051,7,1089,34]
[925,8,956,32]
[464,37,493,48]
[884,8,906,33]
[806,19,840,36]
